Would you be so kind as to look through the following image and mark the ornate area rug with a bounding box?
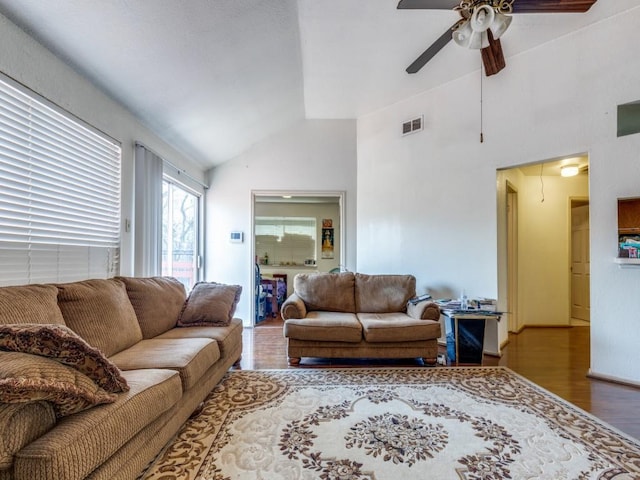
[141,367,640,479]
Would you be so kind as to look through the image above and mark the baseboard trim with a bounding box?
[587,370,640,389]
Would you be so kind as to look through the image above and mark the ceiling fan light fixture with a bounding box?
[452,20,473,48]
[453,21,488,49]
[560,165,580,177]
[491,10,512,39]
[453,2,511,50]
[471,4,495,33]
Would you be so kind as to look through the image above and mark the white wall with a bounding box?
[0,13,206,275]
[357,4,640,384]
[205,119,357,325]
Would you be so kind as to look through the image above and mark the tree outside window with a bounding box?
[162,180,199,290]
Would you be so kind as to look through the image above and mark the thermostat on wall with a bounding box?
[229,231,243,243]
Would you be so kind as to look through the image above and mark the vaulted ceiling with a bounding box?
[0,0,628,169]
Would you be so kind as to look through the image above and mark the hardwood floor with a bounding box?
[239,321,640,441]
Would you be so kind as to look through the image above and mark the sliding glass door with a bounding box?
[162,180,200,290]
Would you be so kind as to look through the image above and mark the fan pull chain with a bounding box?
[480,60,484,143]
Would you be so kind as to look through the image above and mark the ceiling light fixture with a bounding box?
[452,1,513,50]
[560,165,580,177]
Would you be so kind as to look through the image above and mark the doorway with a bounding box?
[497,155,590,333]
[251,191,345,326]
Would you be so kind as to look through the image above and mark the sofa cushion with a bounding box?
[0,401,56,470]
[177,282,242,327]
[156,317,243,359]
[108,338,220,390]
[116,276,186,338]
[355,274,416,313]
[358,313,442,343]
[56,278,143,357]
[14,368,181,480]
[0,284,66,326]
[283,312,362,343]
[0,352,117,418]
[294,272,356,313]
[0,323,129,393]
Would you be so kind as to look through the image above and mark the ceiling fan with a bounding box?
[398,0,598,76]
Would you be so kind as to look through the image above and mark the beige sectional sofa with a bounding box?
[0,276,243,480]
[281,272,441,365]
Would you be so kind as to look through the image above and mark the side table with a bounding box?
[442,310,502,365]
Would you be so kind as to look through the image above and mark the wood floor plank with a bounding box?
[239,322,640,440]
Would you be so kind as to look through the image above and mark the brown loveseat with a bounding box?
[0,276,243,480]
[281,272,441,366]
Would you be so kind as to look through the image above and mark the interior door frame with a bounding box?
[506,181,520,333]
[250,190,346,326]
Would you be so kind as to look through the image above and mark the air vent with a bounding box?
[402,115,423,136]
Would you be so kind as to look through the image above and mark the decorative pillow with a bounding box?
[177,282,242,327]
[0,284,66,326]
[56,279,143,357]
[0,323,129,393]
[115,276,186,338]
[0,352,117,418]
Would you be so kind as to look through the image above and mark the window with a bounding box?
[0,74,121,286]
[162,180,200,290]
[255,216,316,266]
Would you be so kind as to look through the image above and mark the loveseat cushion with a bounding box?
[14,368,181,480]
[108,338,220,390]
[0,401,56,470]
[0,323,129,393]
[284,312,362,342]
[355,273,416,313]
[0,284,66,326]
[116,276,186,338]
[56,279,143,357]
[156,317,243,359]
[294,272,356,313]
[358,313,442,343]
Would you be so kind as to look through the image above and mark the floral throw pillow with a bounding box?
[0,323,129,393]
[177,282,242,327]
[0,352,117,418]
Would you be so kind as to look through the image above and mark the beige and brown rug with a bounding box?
[141,367,640,479]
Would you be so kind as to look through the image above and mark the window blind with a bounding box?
[0,75,121,286]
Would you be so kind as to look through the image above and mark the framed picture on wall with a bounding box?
[322,228,334,259]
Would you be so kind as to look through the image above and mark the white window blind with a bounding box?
[0,75,121,286]
[255,216,316,265]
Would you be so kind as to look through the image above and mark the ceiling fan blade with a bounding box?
[397,0,458,9]
[512,0,597,13]
[481,30,506,76]
[398,0,597,11]
[406,24,455,74]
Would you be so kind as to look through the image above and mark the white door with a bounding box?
[571,204,590,322]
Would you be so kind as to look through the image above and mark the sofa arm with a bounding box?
[407,300,440,321]
[0,401,56,470]
[281,293,307,320]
